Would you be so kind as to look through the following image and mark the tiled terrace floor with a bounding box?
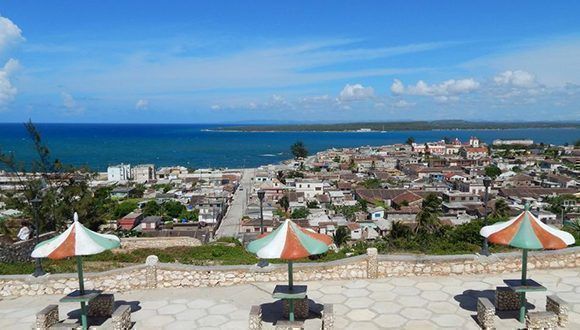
[1,267,579,329]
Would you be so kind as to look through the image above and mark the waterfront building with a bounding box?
[107,164,132,182]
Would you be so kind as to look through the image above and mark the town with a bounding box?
[2,136,577,247]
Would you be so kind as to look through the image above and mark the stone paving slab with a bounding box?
[0,268,579,329]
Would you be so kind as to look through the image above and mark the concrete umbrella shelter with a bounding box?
[247,219,333,321]
[31,212,121,330]
[480,204,575,322]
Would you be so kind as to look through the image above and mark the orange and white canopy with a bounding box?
[31,213,120,260]
[247,219,333,260]
[480,209,575,250]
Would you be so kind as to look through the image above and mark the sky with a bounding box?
[1,1,580,124]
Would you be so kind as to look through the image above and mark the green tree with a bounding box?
[333,226,350,247]
[0,121,104,231]
[484,165,502,179]
[491,198,510,218]
[406,137,415,145]
[142,200,162,217]
[361,178,382,189]
[163,200,186,218]
[277,195,290,213]
[291,207,310,219]
[290,141,309,159]
[114,201,138,219]
[414,193,441,234]
[307,200,319,208]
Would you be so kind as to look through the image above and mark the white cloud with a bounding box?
[0,59,19,107]
[0,16,24,52]
[390,79,405,95]
[493,70,536,88]
[338,83,375,101]
[135,99,149,110]
[210,104,221,110]
[392,99,414,108]
[390,78,479,103]
[61,92,84,114]
[0,16,23,108]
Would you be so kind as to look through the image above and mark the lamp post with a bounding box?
[256,190,268,267]
[257,190,265,234]
[481,176,492,256]
[31,195,46,277]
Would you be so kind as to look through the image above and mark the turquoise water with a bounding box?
[0,123,578,171]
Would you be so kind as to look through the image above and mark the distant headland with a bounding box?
[215,120,580,132]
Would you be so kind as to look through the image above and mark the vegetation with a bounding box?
[0,121,107,231]
[113,200,138,218]
[406,136,415,145]
[277,195,290,213]
[218,120,580,132]
[361,178,382,189]
[484,165,502,179]
[332,226,350,247]
[414,193,441,234]
[291,207,310,219]
[290,141,309,159]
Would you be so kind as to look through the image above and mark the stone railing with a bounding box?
[0,232,56,263]
[117,236,201,251]
[1,246,579,297]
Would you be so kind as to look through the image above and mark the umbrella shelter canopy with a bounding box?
[31,213,120,330]
[480,206,575,322]
[247,219,332,322]
[247,219,333,260]
[480,208,575,250]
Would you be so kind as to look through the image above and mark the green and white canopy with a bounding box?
[31,212,120,259]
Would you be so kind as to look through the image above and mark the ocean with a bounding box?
[0,123,578,171]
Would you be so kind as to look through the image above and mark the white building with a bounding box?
[107,164,132,182]
[295,179,324,200]
[132,164,155,182]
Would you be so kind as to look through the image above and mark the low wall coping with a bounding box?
[1,246,577,281]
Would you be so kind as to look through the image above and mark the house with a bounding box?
[118,212,143,230]
[108,164,132,182]
[240,218,277,233]
[544,174,577,188]
[347,223,362,240]
[391,191,423,208]
[532,210,559,226]
[140,216,162,231]
[506,174,535,187]
[132,164,156,182]
[385,206,420,224]
[368,206,385,220]
[110,186,135,199]
[457,180,487,195]
[461,147,488,159]
[295,179,324,200]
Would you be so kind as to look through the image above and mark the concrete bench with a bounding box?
[88,294,115,318]
[90,305,132,330]
[34,305,60,330]
[495,286,519,311]
[248,305,262,330]
[275,320,304,329]
[477,297,495,330]
[546,295,569,327]
[526,311,558,330]
[322,304,334,330]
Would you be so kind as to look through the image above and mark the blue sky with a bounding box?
[1,1,580,123]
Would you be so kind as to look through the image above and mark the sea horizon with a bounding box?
[1,123,578,172]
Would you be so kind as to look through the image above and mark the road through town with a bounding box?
[215,168,254,238]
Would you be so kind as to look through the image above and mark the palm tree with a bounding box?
[414,193,441,234]
[491,198,510,218]
[333,226,350,247]
[277,195,290,213]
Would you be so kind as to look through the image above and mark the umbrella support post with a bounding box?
[288,261,295,322]
[77,256,88,330]
[519,249,528,323]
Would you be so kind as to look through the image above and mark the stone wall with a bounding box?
[0,246,578,297]
[117,236,201,251]
[377,247,580,277]
[0,232,56,263]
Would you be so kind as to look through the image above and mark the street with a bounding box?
[215,168,254,238]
